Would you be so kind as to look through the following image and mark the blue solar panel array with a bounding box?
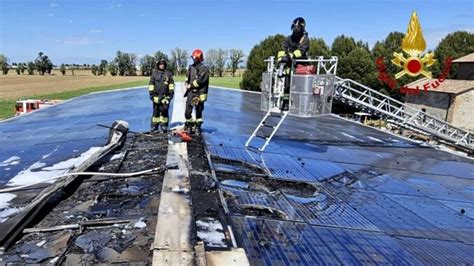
[0,88,151,185]
[201,88,474,264]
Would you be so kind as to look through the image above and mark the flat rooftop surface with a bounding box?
[1,86,473,264]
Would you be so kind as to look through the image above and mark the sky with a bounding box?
[0,0,472,64]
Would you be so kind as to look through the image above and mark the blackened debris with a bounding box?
[187,135,232,250]
[1,132,168,264]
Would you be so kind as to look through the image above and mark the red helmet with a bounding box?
[191,49,204,62]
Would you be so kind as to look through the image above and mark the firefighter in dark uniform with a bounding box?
[148,59,175,132]
[184,49,209,136]
[277,17,309,111]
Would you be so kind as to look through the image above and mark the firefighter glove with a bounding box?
[191,96,200,106]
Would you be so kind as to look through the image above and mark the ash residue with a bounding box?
[1,132,168,264]
[187,135,231,250]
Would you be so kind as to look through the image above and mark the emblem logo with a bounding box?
[376,11,452,95]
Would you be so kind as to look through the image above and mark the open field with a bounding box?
[0,74,149,100]
[0,74,242,119]
[3,69,97,77]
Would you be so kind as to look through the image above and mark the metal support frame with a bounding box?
[246,57,338,152]
[334,77,473,150]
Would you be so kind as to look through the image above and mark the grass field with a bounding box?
[0,74,149,100]
[0,74,242,120]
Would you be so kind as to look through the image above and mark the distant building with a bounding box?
[453,53,474,80]
[404,53,474,131]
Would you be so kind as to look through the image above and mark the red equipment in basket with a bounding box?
[295,64,316,75]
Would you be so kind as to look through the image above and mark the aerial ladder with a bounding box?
[246,56,473,152]
[245,56,338,151]
[333,77,473,151]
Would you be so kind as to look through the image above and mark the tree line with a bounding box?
[0,52,101,76]
[89,48,244,77]
[1,47,245,77]
[241,31,474,100]
[137,48,245,77]
[1,52,54,75]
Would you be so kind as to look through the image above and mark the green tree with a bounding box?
[19,63,26,74]
[433,31,474,78]
[370,31,407,99]
[241,34,286,91]
[113,51,137,76]
[215,48,228,77]
[27,61,35,75]
[35,52,53,75]
[206,49,217,76]
[228,49,245,77]
[138,51,170,76]
[0,54,10,75]
[98,59,108,76]
[140,55,155,76]
[308,38,330,57]
[108,62,118,76]
[154,51,169,63]
[170,48,188,75]
[126,54,137,76]
[115,51,125,76]
[59,64,66,75]
[91,64,98,75]
[338,47,377,87]
[331,35,357,58]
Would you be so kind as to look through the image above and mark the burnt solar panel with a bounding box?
[201,88,474,264]
[231,216,421,265]
[220,183,378,231]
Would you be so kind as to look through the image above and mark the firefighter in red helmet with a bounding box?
[148,58,175,132]
[277,17,310,111]
[184,49,209,136]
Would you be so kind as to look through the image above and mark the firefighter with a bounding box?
[277,17,310,111]
[148,58,175,132]
[184,49,209,136]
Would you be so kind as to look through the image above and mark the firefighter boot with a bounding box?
[195,124,202,136]
[184,122,194,134]
[281,100,289,111]
[161,123,168,133]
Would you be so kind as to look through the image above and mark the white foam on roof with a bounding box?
[110,152,125,161]
[0,193,16,209]
[0,156,21,167]
[196,218,227,247]
[0,193,23,223]
[134,217,147,229]
[0,207,24,223]
[6,146,102,187]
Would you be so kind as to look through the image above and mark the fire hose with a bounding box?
[0,167,164,194]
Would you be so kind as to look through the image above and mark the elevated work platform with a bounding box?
[247,56,473,152]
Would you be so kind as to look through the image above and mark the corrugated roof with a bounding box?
[405,78,474,94]
[453,53,474,63]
